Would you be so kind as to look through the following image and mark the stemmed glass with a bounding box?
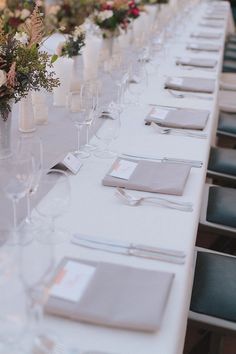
[68,83,95,159]
[128,59,148,105]
[17,135,43,238]
[0,154,34,245]
[94,103,121,159]
[35,169,71,244]
[19,238,55,352]
[0,245,28,354]
[81,80,99,152]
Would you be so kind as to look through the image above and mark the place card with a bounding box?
[169,78,183,86]
[150,108,170,120]
[63,153,83,174]
[109,159,138,180]
[49,260,96,302]
[189,43,199,49]
[178,58,191,64]
[52,153,83,175]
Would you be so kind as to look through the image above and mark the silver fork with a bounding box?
[167,89,213,101]
[151,123,208,139]
[115,188,193,212]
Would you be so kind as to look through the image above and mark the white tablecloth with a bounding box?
[1,1,233,354]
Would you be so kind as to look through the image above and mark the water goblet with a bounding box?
[35,169,71,244]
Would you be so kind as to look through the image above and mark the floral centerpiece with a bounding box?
[141,0,168,4]
[46,0,94,34]
[56,25,86,58]
[0,0,44,34]
[92,0,141,38]
[0,3,59,120]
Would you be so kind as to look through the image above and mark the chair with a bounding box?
[189,248,236,354]
[222,60,236,72]
[224,50,236,61]
[199,184,236,239]
[217,112,236,148]
[220,73,236,90]
[208,146,236,183]
[219,90,236,113]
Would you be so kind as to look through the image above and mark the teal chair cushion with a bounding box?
[190,251,236,322]
[224,50,236,61]
[207,186,236,228]
[223,60,236,73]
[218,112,236,135]
[226,43,236,52]
[208,147,236,176]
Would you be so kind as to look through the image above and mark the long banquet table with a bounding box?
[1,1,234,354]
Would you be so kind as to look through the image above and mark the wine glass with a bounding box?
[0,245,28,354]
[19,238,55,352]
[81,80,99,152]
[94,103,121,159]
[17,135,43,238]
[68,84,95,159]
[0,154,34,245]
[35,169,71,244]
[128,60,148,105]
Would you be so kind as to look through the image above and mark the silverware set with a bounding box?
[72,234,186,265]
[120,152,203,168]
[151,122,208,139]
[115,187,193,212]
[167,88,213,101]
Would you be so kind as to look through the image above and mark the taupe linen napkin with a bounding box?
[187,42,221,52]
[145,106,209,130]
[176,57,217,68]
[102,158,191,196]
[191,31,222,39]
[46,259,174,332]
[165,77,215,93]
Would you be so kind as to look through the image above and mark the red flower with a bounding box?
[8,17,22,29]
[131,7,139,17]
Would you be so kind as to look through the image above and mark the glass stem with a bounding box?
[76,125,81,152]
[26,194,31,224]
[12,198,19,244]
[27,293,43,335]
[86,125,89,145]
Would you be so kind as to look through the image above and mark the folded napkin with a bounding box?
[46,258,174,332]
[145,106,209,130]
[102,158,191,195]
[191,31,222,39]
[199,20,224,28]
[187,42,221,52]
[176,57,217,68]
[165,77,215,94]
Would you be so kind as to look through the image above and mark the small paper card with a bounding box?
[109,159,138,180]
[150,108,170,120]
[178,57,191,64]
[49,261,96,302]
[169,78,183,86]
[189,43,199,49]
[63,153,83,174]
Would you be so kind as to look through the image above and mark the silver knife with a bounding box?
[72,234,186,258]
[72,236,185,265]
[120,153,203,168]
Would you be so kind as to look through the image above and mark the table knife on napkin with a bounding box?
[119,153,203,168]
[72,234,186,265]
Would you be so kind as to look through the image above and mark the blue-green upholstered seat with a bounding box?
[208,147,236,176]
[190,251,236,322]
[223,60,236,73]
[225,43,236,52]
[206,186,236,228]
[217,112,236,136]
[224,50,236,61]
